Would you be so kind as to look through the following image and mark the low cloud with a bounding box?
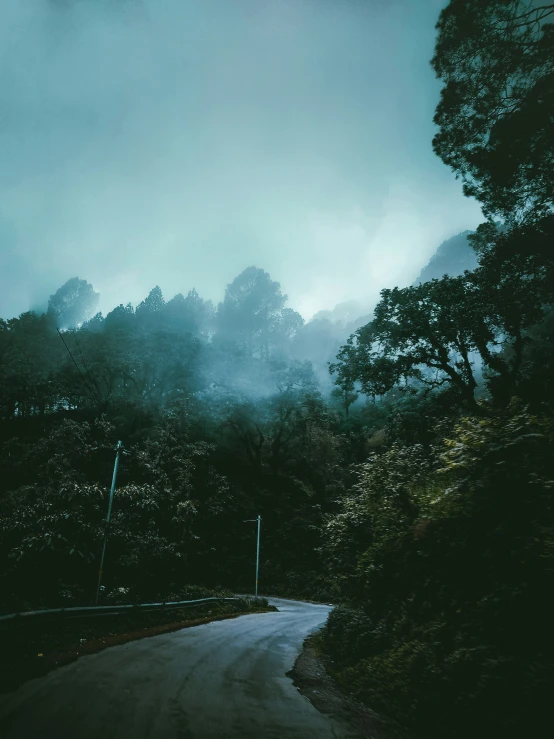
[0,0,481,321]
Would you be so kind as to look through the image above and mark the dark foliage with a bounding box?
[432,0,554,225]
[320,3,554,737]
[0,269,347,613]
[2,3,554,737]
[323,401,554,739]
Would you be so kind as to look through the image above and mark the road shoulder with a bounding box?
[288,633,410,739]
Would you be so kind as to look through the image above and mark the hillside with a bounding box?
[413,230,478,285]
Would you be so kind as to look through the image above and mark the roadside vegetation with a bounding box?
[0,1,553,737]
[321,3,554,738]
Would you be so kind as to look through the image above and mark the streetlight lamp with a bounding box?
[243,514,261,597]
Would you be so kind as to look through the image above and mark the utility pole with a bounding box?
[95,441,124,605]
[243,514,262,597]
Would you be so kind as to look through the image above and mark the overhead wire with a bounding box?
[71,328,103,409]
[56,328,102,412]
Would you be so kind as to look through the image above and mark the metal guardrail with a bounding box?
[0,596,242,624]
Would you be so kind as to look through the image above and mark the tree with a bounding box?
[47,277,100,329]
[104,303,135,333]
[182,288,215,338]
[332,250,553,409]
[292,316,346,392]
[215,361,325,469]
[81,312,104,333]
[0,415,233,606]
[135,286,165,328]
[323,442,430,599]
[216,267,287,358]
[269,307,304,356]
[331,379,359,418]
[164,289,215,337]
[0,311,64,419]
[432,0,554,224]
[331,276,483,407]
[469,215,554,400]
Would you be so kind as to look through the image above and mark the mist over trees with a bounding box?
[1,2,553,738]
[413,230,477,284]
[0,264,354,610]
[47,278,100,329]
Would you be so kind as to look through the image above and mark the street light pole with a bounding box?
[243,514,261,597]
[95,441,123,605]
[255,514,261,597]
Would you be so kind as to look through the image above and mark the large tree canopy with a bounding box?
[331,276,484,406]
[215,267,302,359]
[47,277,100,329]
[432,0,554,224]
[331,254,549,407]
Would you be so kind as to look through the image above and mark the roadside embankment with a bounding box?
[289,632,410,739]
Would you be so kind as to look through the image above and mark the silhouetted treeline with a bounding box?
[1,2,554,738]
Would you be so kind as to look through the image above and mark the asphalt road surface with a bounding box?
[0,598,359,739]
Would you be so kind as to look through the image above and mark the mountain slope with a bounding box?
[413,230,478,285]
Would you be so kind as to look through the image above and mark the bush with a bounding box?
[322,401,554,739]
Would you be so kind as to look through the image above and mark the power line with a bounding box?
[71,329,103,409]
[56,328,101,411]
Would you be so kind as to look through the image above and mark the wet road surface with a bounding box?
[0,598,359,739]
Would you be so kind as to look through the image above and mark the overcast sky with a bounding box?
[0,0,482,321]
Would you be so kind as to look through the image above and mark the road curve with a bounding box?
[0,598,356,739]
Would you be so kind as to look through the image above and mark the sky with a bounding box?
[0,0,483,322]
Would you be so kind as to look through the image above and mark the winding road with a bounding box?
[0,598,360,739]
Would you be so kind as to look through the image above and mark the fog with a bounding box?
[0,0,482,322]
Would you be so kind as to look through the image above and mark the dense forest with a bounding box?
[1,1,553,738]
